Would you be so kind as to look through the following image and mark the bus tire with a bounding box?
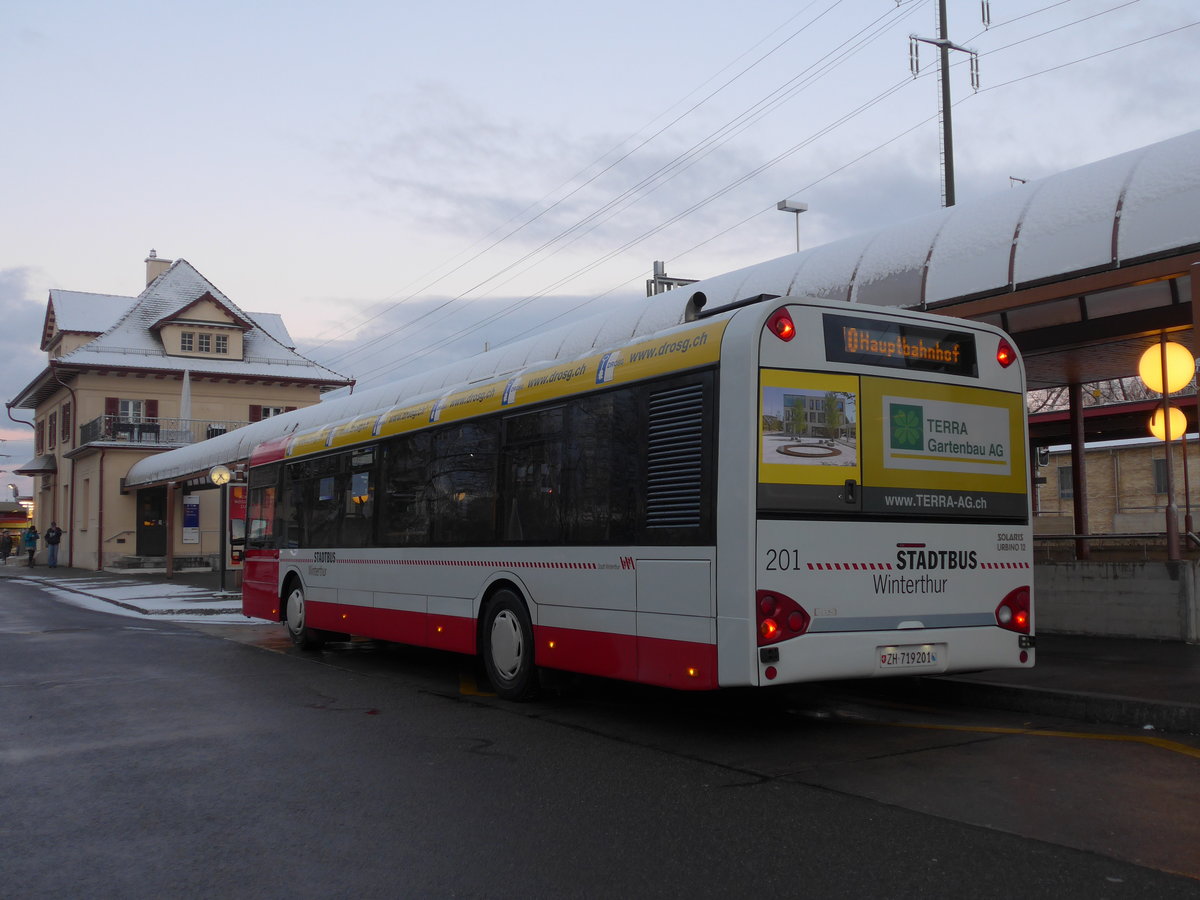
[481,589,539,701]
[284,579,327,651]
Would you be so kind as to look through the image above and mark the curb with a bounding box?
[882,675,1200,736]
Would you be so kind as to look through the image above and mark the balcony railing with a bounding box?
[78,415,250,448]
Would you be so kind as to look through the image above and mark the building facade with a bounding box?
[9,253,352,569]
[1035,436,1199,535]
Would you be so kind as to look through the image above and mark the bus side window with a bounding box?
[431,421,498,545]
[501,407,564,543]
[379,433,432,546]
[342,468,374,548]
[567,390,640,544]
[282,465,303,548]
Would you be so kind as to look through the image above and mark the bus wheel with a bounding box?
[482,590,539,701]
[284,580,326,651]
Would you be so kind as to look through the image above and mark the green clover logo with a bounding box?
[890,403,923,450]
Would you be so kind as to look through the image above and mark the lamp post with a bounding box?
[1138,339,1196,560]
[209,465,232,591]
[776,199,808,252]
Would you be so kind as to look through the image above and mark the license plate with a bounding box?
[877,643,945,670]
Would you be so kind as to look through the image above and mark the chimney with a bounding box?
[145,249,173,286]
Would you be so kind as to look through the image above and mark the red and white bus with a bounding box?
[242,295,1033,699]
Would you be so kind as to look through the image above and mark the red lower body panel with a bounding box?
[283,598,718,691]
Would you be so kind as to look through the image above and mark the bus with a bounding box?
[242,295,1033,699]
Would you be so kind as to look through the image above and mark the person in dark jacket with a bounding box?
[0,531,11,565]
[45,521,63,568]
[22,525,39,567]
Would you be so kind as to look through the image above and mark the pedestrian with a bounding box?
[0,530,11,565]
[45,521,63,568]
[22,525,39,567]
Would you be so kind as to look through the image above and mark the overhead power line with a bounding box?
[328,5,1194,387]
[302,0,855,359]
[322,3,931,376]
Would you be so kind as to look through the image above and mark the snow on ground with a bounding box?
[8,574,263,625]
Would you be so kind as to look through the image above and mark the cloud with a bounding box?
[0,268,44,490]
[307,290,611,392]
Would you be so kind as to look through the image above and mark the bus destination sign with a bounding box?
[822,313,978,377]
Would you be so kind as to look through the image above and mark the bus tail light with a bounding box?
[756,590,811,645]
[996,337,1017,368]
[766,308,796,342]
[995,586,1031,634]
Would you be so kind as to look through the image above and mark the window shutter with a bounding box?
[249,405,263,422]
[105,397,119,418]
[146,399,159,419]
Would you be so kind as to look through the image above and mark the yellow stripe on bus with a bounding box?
[287,320,728,459]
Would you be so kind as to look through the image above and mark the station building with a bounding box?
[9,253,352,570]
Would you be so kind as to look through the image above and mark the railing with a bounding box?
[1034,531,1200,562]
[78,415,250,448]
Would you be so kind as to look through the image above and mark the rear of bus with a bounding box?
[746,299,1032,686]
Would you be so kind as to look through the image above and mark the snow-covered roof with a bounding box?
[48,290,135,333]
[55,259,348,384]
[42,290,136,350]
[683,128,1200,311]
[247,312,294,349]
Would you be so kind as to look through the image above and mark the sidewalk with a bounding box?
[2,562,1198,734]
[0,563,244,619]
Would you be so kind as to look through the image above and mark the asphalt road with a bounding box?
[2,579,1198,898]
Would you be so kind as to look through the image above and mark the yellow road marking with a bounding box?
[876,720,1200,759]
[459,672,496,697]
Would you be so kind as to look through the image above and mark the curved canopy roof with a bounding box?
[688,128,1200,312]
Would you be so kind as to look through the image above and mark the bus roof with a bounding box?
[125,289,722,486]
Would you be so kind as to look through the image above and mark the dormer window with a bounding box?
[153,292,250,360]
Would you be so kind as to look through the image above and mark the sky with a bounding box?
[1,0,1198,491]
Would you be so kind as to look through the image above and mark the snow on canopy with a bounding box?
[125,127,1200,487]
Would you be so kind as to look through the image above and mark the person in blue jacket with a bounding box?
[22,525,39,567]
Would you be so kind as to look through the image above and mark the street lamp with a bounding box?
[7,483,17,501]
[776,199,808,252]
[1137,339,1196,559]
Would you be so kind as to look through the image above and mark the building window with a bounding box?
[48,413,57,450]
[180,332,194,352]
[35,419,44,455]
[61,403,71,444]
[119,399,145,422]
[250,405,296,422]
[1154,458,1170,494]
[1057,466,1073,500]
[215,334,229,354]
[198,333,212,353]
